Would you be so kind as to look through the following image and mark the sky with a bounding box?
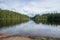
[0,0,60,16]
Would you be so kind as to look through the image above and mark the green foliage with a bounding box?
[33,14,47,24]
[0,9,30,27]
[33,13,60,25]
[47,13,60,22]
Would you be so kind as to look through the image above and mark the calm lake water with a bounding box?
[0,20,60,38]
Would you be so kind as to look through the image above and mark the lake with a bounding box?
[0,20,60,38]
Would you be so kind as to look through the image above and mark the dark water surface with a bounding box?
[0,20,60,38]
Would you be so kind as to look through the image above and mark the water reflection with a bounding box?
[0,18,60,38]
[33,20,60,25]
[0,19,29,28]
[0,21,60,38]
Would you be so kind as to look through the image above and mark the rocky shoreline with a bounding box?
[0,34,60,40]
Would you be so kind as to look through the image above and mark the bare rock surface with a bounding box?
[1,36,32,40]
[0,34,32,40]
[0,34,60,40]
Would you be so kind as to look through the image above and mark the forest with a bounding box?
[32,13,60,24]
[0,9,60,26]
[0,9,30,27]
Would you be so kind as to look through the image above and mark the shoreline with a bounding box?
[0,34,60,40]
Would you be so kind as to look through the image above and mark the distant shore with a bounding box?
[0,34,60,40]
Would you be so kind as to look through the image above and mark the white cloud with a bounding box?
[0,0,60,15]
[0,0,5,2]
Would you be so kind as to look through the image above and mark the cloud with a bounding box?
[0,0,4,2]
[0,0,60,15]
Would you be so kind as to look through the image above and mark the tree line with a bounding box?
[0,9,30,27]
[32,13,60,24]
